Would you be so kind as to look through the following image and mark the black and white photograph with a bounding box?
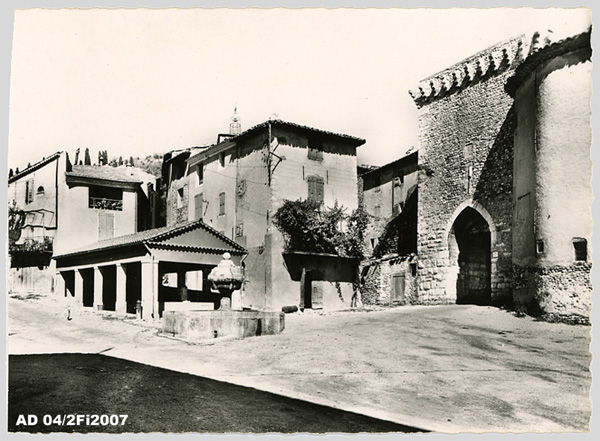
[3,1,596,435]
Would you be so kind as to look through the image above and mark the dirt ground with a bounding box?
[7,295,593,433]
[9,353,423,433]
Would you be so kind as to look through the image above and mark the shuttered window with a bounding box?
[25,179,34,204]
[98,212,115,241]
[219,192,226,215]
[307,176,324,204]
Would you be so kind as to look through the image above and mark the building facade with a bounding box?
[8,151,159,294]
[409,37,523,307]
[407,28,592,318]
[506,30,592,317]
[358,152,419,306]
[164,120,365,311]
[360,151,418,257]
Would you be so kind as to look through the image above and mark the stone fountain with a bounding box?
[207,252,243,310]
[162,253,285,341]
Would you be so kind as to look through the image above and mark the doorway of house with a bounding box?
[303,270,324,310]
[448,207,491,305]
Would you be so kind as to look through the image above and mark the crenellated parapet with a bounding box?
[409,36,526,108]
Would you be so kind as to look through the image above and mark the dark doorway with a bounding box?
[101,266,117,311]
[449,207,491,305]
[63,271,75,299]
[125,262,142,314]
[81,268,94,307]
[303,270,324,309]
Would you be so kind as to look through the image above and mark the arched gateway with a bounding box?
[445,202,496,306]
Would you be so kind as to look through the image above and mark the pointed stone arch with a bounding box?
[443,200,497,305]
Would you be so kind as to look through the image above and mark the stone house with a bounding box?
[8,151,158,294]
[358,151,419,305]
[408,28,592,318]
[360,151,418,257]
[163,119,366,311]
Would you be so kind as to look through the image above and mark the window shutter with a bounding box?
[25,179,34,204]
[98,212,115,240]
[219,192,226,215]
[307,179,315,201]
[307,176,324,203]
[316,180,324,203]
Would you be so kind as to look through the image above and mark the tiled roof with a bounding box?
[8,151,62,184]
[163,146,209,165]
[53,220,246,258]
[235,119,366,146]
[505,29,591,97]
[66,165,147,184]
[189,119,366,163]
[360,151,418,178]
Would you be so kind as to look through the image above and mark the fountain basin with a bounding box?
[162,310,285,341]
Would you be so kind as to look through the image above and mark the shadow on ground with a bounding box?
[8,353,427,434]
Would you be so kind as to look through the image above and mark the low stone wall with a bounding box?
[162,310,285,341]
[513,263,592,318]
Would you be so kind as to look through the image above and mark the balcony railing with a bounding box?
[89,197,123,211]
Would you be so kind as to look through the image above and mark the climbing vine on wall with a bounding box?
[272,198,370,259]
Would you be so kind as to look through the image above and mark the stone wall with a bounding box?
[166,176,189,227]
[412,37,523,307]
[513,263,592,319]
[360,255,418,306]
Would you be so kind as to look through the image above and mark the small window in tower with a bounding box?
[573,238,587,262]
[177,188,184,208]
[36,186,45,195]
[463,142,474,160]
[536,240,545,255]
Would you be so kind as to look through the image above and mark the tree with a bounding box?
[118,156,123,166]
[8,168,13,178]
[129,156,135,167]
[84,148,91,165]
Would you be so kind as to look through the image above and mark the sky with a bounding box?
[7,6,592,171]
